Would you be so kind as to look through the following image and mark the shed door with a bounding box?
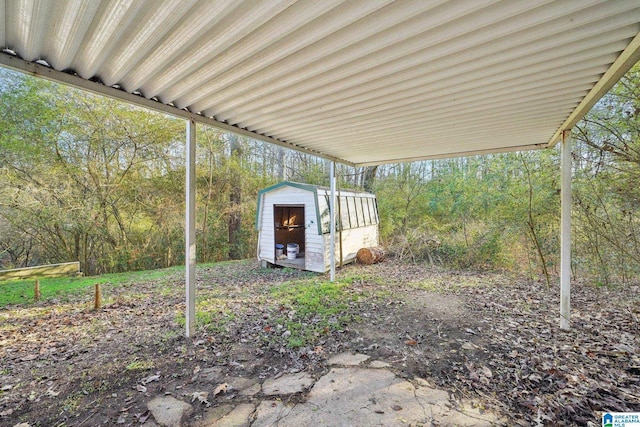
[274,205,305,255]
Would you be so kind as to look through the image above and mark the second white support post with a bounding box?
[329,161,336,282]
[185,119,197,338]
[560,130,572,330]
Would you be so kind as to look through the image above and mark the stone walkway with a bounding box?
[143,353,504,427]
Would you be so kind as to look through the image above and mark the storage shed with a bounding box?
[256,182,379,273]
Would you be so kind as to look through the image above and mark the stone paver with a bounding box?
[327,352,370,366]
[252,367,502,426]
[251,400,295,427]
[193,404,233,427]
[370,360,391,368]
[261,372,314,396]
[238,382,261,396]
[147,396,193,427]
[226,377,260,396]
[206,403,255,427]
[150,355,504,427]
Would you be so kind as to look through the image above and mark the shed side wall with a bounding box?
[323,224,379,269]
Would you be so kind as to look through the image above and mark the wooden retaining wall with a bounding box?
[0,262,81,281]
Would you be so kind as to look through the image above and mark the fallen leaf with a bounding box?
[404,339,417,346]
[481,366,493,378]
[136,384,147,393]
[190,391,210,406]
[461,342,478,350]
[141,374,160,384]
[213,382,228,396]
[137,410,150,423]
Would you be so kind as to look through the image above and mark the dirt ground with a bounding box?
[1,259,638,426]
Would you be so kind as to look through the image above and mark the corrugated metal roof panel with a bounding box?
[1,0,639,165]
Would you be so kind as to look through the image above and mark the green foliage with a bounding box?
[0,69,185,274]
[1,63,639,285]
[572,62,640,284]
[373,154,559,273]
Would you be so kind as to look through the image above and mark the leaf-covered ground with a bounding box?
[0,259,638,426]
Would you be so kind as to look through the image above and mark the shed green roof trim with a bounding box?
[257,181,320,196]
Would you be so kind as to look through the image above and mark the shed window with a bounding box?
[355,197,365,226]
[346,197,356,227]
[339,196,350,231]
[363,198,372,225]
[317,192,378,233]
[368,198,379,224]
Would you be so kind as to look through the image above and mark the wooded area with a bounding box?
[1,64,639,285]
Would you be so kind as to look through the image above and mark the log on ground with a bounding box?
[356,246,386,265]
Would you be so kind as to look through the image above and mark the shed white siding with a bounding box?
[323,224,379,269]
[257,186,319,266]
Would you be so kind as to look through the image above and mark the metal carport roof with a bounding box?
[1,0,639,166]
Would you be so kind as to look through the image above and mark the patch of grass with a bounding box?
[125,359,155,371]
[62,391,84,414]
[340,273,382,285]
[175,296,239,333]
[271,279,350,316]
[409,278,443,292]
[0,265,182,307]
[270,279,357,348]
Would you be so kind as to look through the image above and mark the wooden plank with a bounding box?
[0,262,81,281]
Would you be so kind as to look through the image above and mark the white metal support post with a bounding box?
[185,119,197,337]
[560,130,572,330]
[329,161,336,282]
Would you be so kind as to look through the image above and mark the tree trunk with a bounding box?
[276,147,287,181]
[362,165,378,192]
[520,154,551,289]
[228,134,243,260]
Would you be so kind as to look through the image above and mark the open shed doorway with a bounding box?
[274,205,305,269]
